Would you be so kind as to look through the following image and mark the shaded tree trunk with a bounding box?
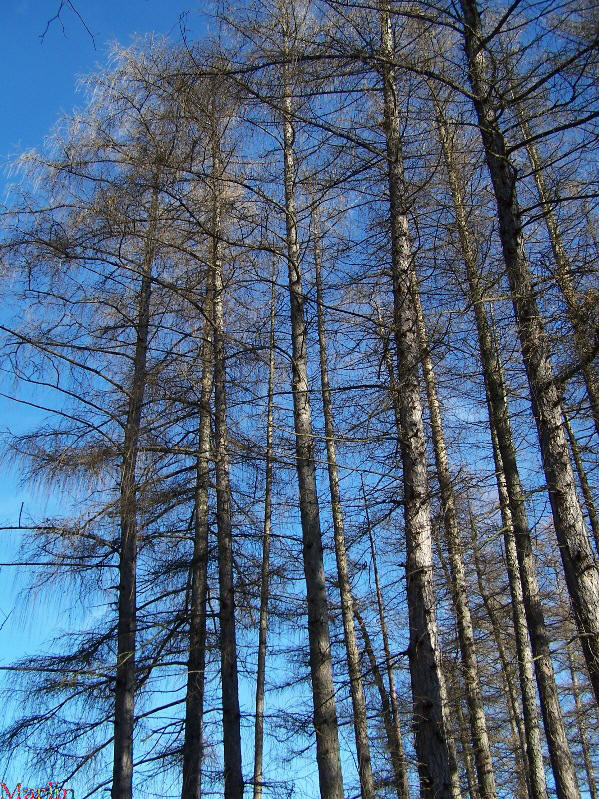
[181,287,213,799]
[253,276,276,799]
[280,32,344,799]
[112,182,159,799]
[210,113,243,799]
[312,208,375,799]
[362,488,410,799]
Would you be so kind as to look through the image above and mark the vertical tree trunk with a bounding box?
[378,4,459,795]
[454,697,480,799]
[563,409,599,553]
[363,488,410,799]
[470,509,530,799]
[354,603,410,799]
[459,0,599,710]
[280,36,344,799]
[487,412,548,799]
[312,208,376,799]
[253,276,276,799]
[210,114,243,799]
[181,287,213,799]
[566,640,598,799]
[512,98,599,439]
[112,183,159,799]
[429,83,575,799]
[413,283,497,799]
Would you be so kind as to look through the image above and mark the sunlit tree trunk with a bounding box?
[563,409,599,553]
[430,81,575,799]
[459,0,599,714]
[413,283,497,799]
[378,4,459,794]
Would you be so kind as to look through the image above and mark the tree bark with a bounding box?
[563,408,599,554]
[280,35,344,799]
[378,4,458,796]
[211,115,244,799]
[181,287,213,799]
[470,509,530,799]
[363,488,410,799]
[112,182,159,799]
[312,209,376,799]
[566,639,598,799]
[413,282,497,799]
[253,276,276,799]
[429,82,576,799]
[459,0,599,711]
[511,96,599,440]
[354,603,410,799]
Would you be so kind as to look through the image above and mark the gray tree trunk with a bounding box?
[566,639,598,799]
[470,509,530,799]
[210,120,244,799]
[378,4,458,795]
[459,0,599,710]
[112,183,158,799]
[253,276,276,799]
[430,80,575,799]
[354,601,410,799]
[280,39,344,799]
[312,210,375,799]
[413,283,497,799]
[513,98,599,440]
[363,488,410,799]
[563,409,599,554]
[181,287,213,799]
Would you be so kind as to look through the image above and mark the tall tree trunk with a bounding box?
[362,487,410,799]
[511,96,599,439]
[312,209,375,799]
[181,287,213,799]
[253,276,276,799]
[280,35,344,799]
[413,283,497,799]
[454,696,480,799]
[470,509,529,799]
[563,408,599,554]
[459,0,599,710]
[566,639,598,799]
[210,116,243,799]
[429,83,574,799]
[112,183,159,799]
[378,5,460,795]
[354,603,410,799]
[487,409,548,799]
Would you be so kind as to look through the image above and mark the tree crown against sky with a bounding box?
[0,2,598,798]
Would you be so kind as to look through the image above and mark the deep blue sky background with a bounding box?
[0,2,205,789]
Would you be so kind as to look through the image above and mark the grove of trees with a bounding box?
[0,1,598,798]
